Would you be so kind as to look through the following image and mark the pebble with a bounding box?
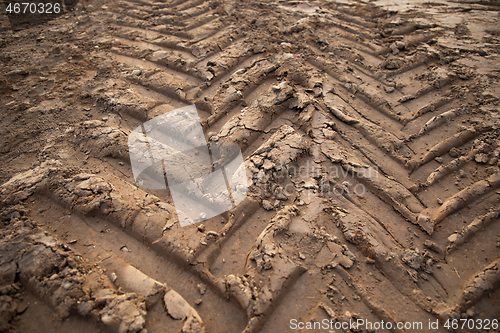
[437,198,443,205]
[385,60,400,70]
[197,283,206,295]
[396,41,406,50]
[424,239,443,254]
[77,301,93,317]
[262,200,274,211]
[449,147,461,158]
[384,85,395,93]
[466,307,475,317]
[390,43,399,54]
[475,153,489,164]
[322,128,337,140]
[435,156,443,163]
[132,69,142,76]
[61,281,72,290]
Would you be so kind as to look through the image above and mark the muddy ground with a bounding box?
[0,0,499,332]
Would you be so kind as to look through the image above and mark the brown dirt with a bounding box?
[0,0,499,332]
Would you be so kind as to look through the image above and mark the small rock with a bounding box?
[448,233,459,243]
[475,153,489,164]
[425,259,434,274]
[132,69,142,76]
[16,301,29,314]
[251,155,263,167]
[77,301,93,317]
[424,240,443,254]
[459,169,466,178]
[401,249,423,270]
[276,190,288,201]
[298,252,306,260]
[85,112,92,117]
[385,60,400,70]
[206,231,219,240]
[322,128,337,140]
[449,147,461,158]
[61,281,72,290]
[337,256,353,269]
[262,159,274,171]
[120,246,130,252]
[390,43,399,54]
[262,200,274,211]
[342,181,350,192]
[164,290,190,320]
[384,85,395,93]
[197,224,205,232]
[195,299,202,305]
[466,307,475,317]
[396,41,406,50]
[197,283,206,295]
[435,156,443,163]
[118,162,124,166]
[437,198,443,205]
[110,272,117,282]
[366,257,375,264]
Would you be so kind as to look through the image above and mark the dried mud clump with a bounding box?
[0,214,148,332]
